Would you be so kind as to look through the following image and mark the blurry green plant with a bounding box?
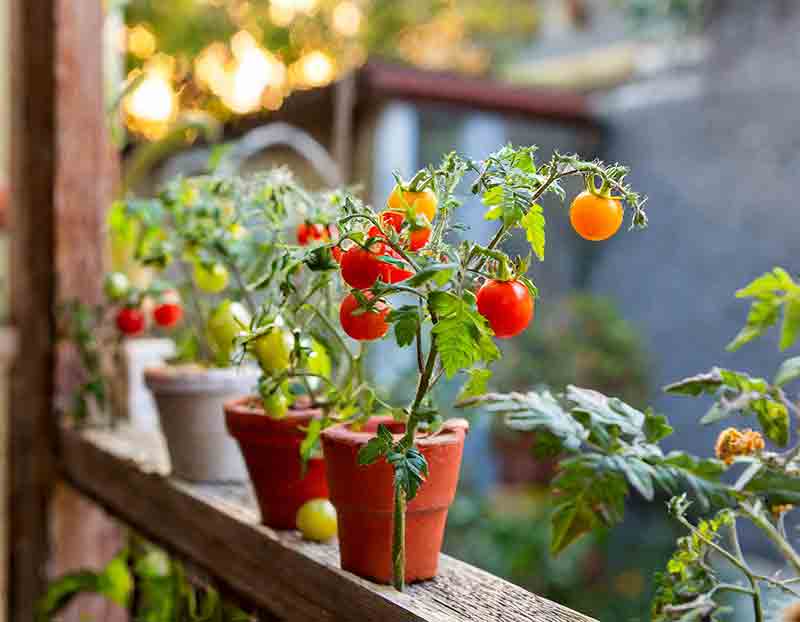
[38,536,253,621]
[462,267,800,621]
[494,293,650,406]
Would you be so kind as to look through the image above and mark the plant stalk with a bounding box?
[392,486,407,591]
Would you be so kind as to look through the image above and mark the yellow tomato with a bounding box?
[387,185,437,223]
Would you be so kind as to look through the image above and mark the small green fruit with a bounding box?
[296,499,337,542]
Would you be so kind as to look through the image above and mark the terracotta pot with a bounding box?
[224,396,329,529]
[321,416,469,584]
[144,365,258,482]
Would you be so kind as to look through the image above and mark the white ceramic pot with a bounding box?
[124,338,176,432]
[144,365,258,482]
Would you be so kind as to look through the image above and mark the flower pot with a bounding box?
[224,396,329,529]
[321,416,469,584]
[144,365,257,482]
[124,337,176,432]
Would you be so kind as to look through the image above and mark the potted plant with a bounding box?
[113,170,304,482]
[223,194,358,529]
[319,146,648,588]
[463,267,800,622]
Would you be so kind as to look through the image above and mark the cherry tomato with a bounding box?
[569,191,623,241]
[153,303,183,328]
[194,262,230,293]
[263,386,289,419]
[387,186,437,222]
[476,279,534,338]
[207,300,252,362]
[378,211,431,251]
[339,293,390,341]
[104,272,131,302]
[377,246,413,284]
[297,222,329,246]
[296,498,337,542]
[251,325,293,374]
[116,307,146,336]
[331,245,343,263]
[340,245,384,289]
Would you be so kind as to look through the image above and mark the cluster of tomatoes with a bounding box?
[106,273,184,337]
[295,182,623,343]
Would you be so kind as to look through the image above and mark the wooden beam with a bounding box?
[60,425,596,622]
[8,1,58,620]
[50,1,125,620]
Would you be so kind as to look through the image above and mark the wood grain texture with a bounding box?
[8,2,58,620]
[51,0,126,620]
[59,425,596,622]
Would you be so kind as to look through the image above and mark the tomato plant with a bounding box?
[462,267,800,622]
[326,146,647,590]
[296,222,329,245]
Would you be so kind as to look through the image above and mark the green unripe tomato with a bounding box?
[104,272,131,302]
[306,339,331,379]
[207,300,251,363]
[194,262,229,293]
[262,386,289,419]
[296,499,337,542]
[251,326,293,374]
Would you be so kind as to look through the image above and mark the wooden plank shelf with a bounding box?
[59,425,596,622]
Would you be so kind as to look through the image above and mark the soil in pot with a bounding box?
[321,416,469,584]
[144,364,257,483]
[225,396,328,529]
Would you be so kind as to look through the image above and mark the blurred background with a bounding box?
[3,0,800,619]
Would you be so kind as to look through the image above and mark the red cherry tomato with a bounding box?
[378,211,431,251]
[153,303,183,328]
[476,279,534,338]
[339,293,390,341]
[116,307,146,336]
[378,246,413,284]
[331,245,343,263]
[297,222,329,245]
[340,244,384,289]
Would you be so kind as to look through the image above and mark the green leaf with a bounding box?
[299,418,323,465]
[357,424,394,465]
[780,297,800,350]
[429,291,500,378]
[519,204,545,261]
[746,468,800,505]
[735,267,795,298]
[754,399,789,446]
[664,370,723,396]
[386,305,419,348]
[487,390,588,452]
[405,263,457,288]
[566,385,645,439]
[389,447,428,500]
[774,356,800,386]
[727,297,781,351]
[644,410,673,443]
[457,368,492,401]
[98,552,134,607]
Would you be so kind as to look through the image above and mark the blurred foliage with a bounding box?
[493,293,651,407]
[39,535,254,621]
[445,486,680,620]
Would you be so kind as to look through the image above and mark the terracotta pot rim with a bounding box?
[224,395,321,424]
[144,364,259,395]
[321,415,468,447]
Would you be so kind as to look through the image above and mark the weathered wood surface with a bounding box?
[51,0,127,620]
[60,425,596,622]
[8,1,58,620]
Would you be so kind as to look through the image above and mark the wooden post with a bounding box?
[50,0,125,620]
[8,1,58,620]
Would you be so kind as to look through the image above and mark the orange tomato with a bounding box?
[569,191,623,241]
[387,186,437,223]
